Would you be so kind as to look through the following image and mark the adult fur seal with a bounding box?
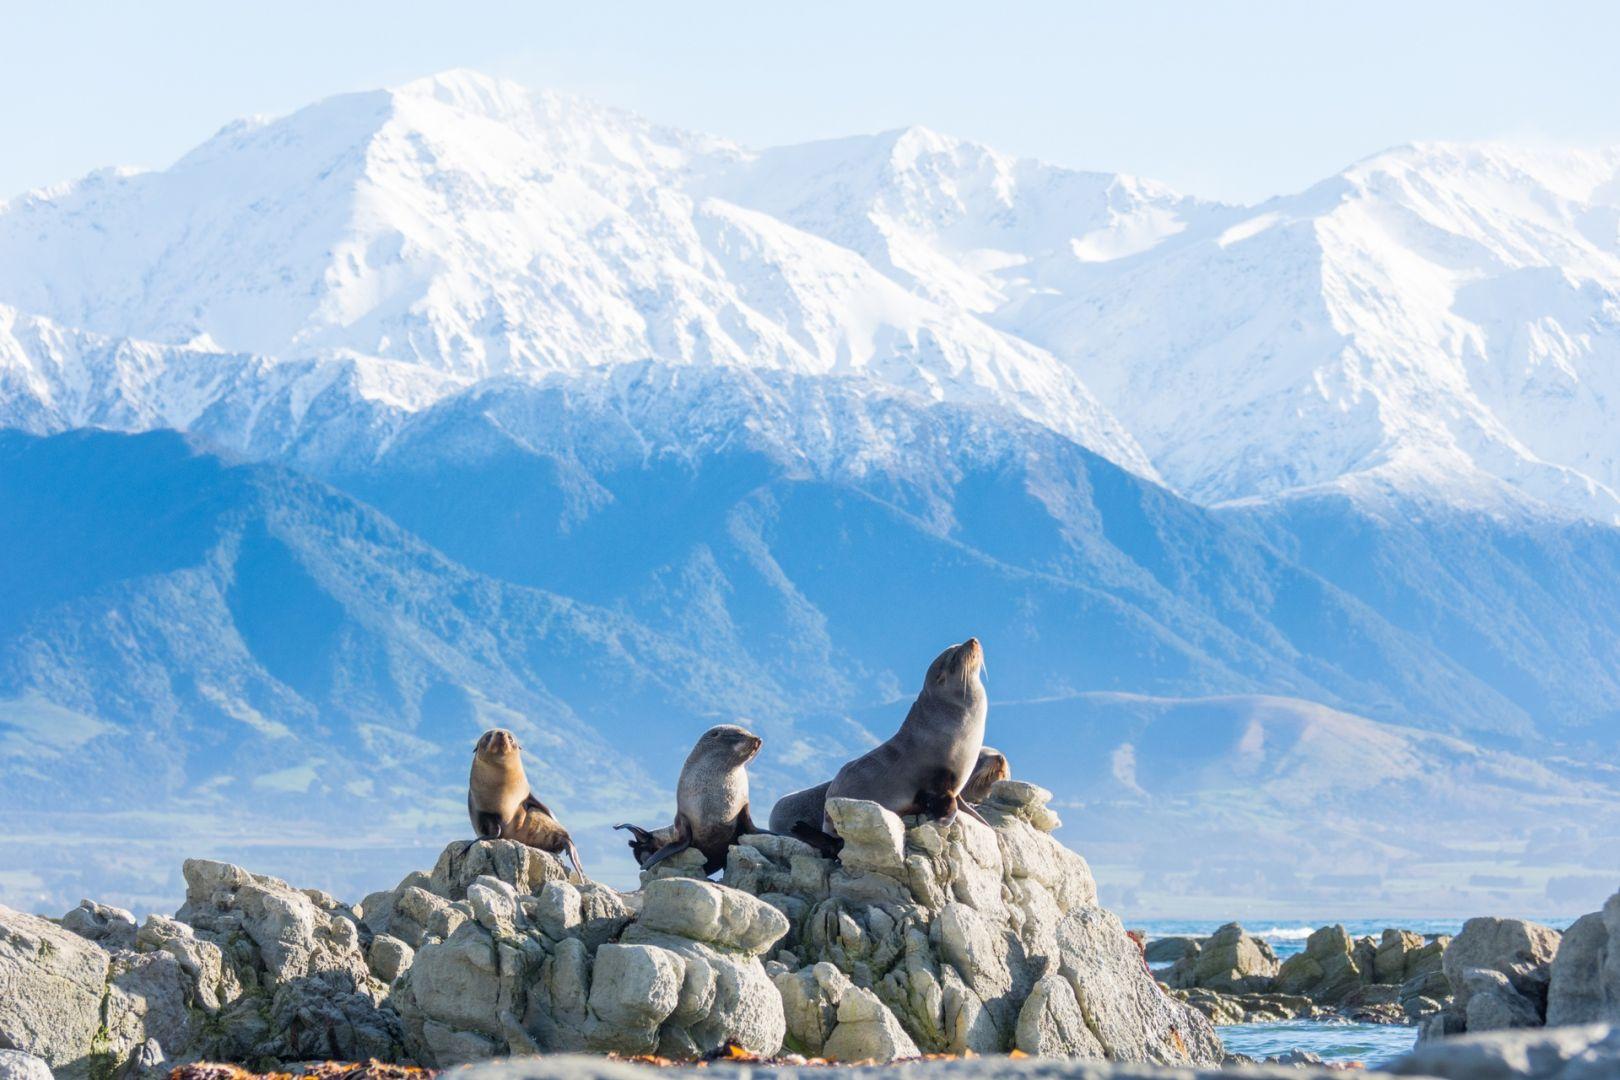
[768,745,1010,836]
[468,728,585,878]
[816,638,988,839]
[616,724,762,874]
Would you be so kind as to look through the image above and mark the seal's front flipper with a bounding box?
[958,801,992,827]
[790,822,844,858]
[640,836,691,870]
[735,801,760,838]
[470,793,504,839]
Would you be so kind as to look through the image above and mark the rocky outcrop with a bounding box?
[1419,916,1563,1041]
[1155,921,1453,1028]
[1546,892,1619,1027]
[1163,922,1278,994]
[0,781,1217,1073]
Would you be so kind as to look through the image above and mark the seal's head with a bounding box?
[690,723,763,768]
[921,637,987,711]
[475,728,521,760]
[962,746,1010,803]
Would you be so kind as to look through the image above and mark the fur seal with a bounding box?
[960,745,1010,803]
[817,638,988,838]
[767,744,1010,837]
[468,728,585,878]
[615,723,762,874]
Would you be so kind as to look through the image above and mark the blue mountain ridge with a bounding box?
[4,366,1619,914]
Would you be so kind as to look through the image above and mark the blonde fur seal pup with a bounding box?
[468,728,585,877]
[816,638,988,839]
[615,723,762,874]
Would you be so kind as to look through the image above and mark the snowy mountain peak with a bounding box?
[2,72,1620,518]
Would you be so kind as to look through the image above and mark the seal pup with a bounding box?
[615,723,762,874]
[818,638,989,837]
[769,744,1011,838]
[960,746,1010,804]
[468,728,585,878]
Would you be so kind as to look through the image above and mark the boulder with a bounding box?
[0,905,112,1076]
[1165,922,1278,993]
[1443,917,1562,1019]
[1390,1021,1620,1080]
[1143,935,1202,965]
[1546,892,1619,1026]
[1275,924,1362,1003]
[0,1052,53,1080]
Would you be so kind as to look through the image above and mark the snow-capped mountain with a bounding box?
[0,71,1149,474]
[10,71,1618,521]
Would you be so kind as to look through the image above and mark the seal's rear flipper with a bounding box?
[636,815,693,871]
[790,822,844,858]
[565,838,588,881]
[614,822,660,866]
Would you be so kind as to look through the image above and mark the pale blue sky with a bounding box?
[3,1,1618,203]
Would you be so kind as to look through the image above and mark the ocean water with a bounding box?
[1217,1019,1418,1067]
[1132,918,1457,1065]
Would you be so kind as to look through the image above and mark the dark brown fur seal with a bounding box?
[615,723,762,875]
[819,638,988,836]
[768,744,1010,837]
[468,728,585,878]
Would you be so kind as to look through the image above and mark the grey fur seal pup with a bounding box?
[816,638,989,839]
[768,744,1010,836]
[616,723,762,874]
[468,728,585,877]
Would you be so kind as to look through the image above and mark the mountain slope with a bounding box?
[0,428,763,908]
[1004,143,1620,519]
[986,692,1620,917]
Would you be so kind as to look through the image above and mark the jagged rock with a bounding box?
[1143,936,1202,965]
[1443,917,1561,1018]
[1460,969,1543,1032]
[1275,925,1362,1003]
[821,985,921,1062]
[1390,1021,1620,1079]
[59,900,138,952]
[2,786,1223,1071]
[1014,974,1104,1058]
[0,904,112,1076]
[1546,892,1619,1026]
[431,839,570,900]
[1058,905,1224,1064]
[1170,987,1321,1024]
[773,962,849,1055]
[368,934,415,984]
[634,877,790,955]
[1165,922,1278,993]
[0,1051,53,1080]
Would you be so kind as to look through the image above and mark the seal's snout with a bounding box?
[480,728,518,755]
[960,636,983,672]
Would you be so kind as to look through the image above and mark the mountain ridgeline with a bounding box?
[2,71,1619,915]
